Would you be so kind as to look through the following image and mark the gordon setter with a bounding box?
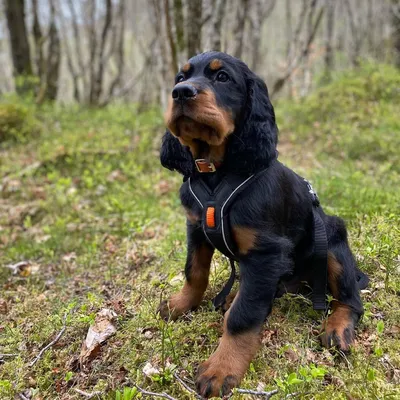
[158,51,367,398]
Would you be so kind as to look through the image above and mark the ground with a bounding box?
[0,64,399,400]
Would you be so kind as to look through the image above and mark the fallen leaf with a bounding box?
[7,261,40,276]
[79,308,117,369]
[154,179,173,195]
[284,348,299,362]
[62,252,77,262]
[143,362,160,377]
[0,298,8,314]
[107,169,127,182]
[388,325,400,335]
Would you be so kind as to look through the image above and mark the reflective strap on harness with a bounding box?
[312,209,328,311]
[212,258,236,310]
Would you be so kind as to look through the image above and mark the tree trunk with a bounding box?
[173,0,185,62]
[91,0,113,105]
[5,0,33,94]
[392,1,400,68]
[250,0,276,71]
[285,0,293,97]
[210,0,228,51]
[164,0,178,73]
[233,0,250,59]
[324,0,335,82]
[45,0,61,101]
[187,0,203,58]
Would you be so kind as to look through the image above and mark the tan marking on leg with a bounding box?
[159,244,213,320]
[221,291,237,314]
[185,208,200,224]
[232,227,257,255]
[196,315,260,397]
[209,59,223,70]
[320,302,355,352]
[327,251,343,299]
[181,62,191,72]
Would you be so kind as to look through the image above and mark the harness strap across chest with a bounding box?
[188,173,256,260]
[185,170,328,312]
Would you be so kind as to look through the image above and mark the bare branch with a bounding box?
[235,387,278,398]
[173,373,202,399]
[74,388,103,399]
[135,385,177,400]
[271,2,325,96]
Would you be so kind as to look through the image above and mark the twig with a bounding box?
[18,393,30,400]
[29,312,68,367]
[235,388,278,398]
[174,373,202,399]
[74,388,103,398]
[135,385,177,400]
[0,353,18,357]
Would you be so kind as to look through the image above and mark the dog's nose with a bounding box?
[172,84,197,101]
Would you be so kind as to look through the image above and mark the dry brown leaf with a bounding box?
[7,261,40,276]
[0,298,8,314]
[284,348,299,362]
[154,179,173,195]
[388,325,400,335]
[79,308,117,369]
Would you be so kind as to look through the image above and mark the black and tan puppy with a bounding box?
[158,51,367,398]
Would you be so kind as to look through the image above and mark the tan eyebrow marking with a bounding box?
[182,63,191,72]
[209,59,223,70]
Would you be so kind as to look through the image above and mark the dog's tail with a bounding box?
[357,269,369,290]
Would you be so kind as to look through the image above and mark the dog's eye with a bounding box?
[216,71,229,82]
[176,75,185,83]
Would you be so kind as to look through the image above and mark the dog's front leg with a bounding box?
[159,222,214,321]
[195,239,291,398]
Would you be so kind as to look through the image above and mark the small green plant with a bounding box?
[114,387,138,400]
[275,365,327,395]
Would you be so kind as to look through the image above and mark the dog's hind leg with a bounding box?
[320,216,365,353]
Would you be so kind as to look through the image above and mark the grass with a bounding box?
[0,63,399,399]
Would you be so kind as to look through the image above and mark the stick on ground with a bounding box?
[29,311,68,367]
[135,385,177,400]
[74,388,104,398]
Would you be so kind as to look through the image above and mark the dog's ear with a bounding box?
[160,130,194,177]
[225,71,278,174]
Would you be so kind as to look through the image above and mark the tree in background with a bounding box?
[1,0,399,105]
[4,0,61,101]
[4,0,33,94]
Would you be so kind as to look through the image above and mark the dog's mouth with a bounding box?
[174,116,221,146]
[165,89,234,146]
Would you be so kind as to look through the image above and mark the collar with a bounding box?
[194,159,222,173]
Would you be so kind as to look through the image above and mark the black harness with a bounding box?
[185,166,328,311]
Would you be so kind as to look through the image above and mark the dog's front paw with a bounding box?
[320,304,358,353]
[196,358,240,398]
[157,300,176,321]
[158,290,195,321]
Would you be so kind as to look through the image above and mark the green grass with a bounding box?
[1,64,399,399]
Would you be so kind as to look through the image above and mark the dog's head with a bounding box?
[160,51,278,177]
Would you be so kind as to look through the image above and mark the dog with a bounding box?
[158,51,367,398]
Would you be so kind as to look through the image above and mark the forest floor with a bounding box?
[1,64,399,400]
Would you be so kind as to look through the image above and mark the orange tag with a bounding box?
[206,207,215,228]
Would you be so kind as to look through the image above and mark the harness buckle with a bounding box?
[195,159,216,173]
